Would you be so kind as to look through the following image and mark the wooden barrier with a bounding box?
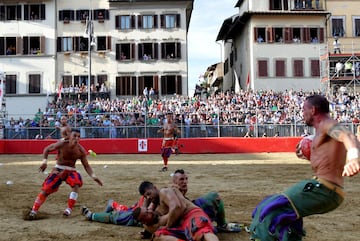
[0,137,301,154]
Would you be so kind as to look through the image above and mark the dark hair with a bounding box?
[174,169,185,174]
[305,94,329,114]
[138,181,154,195]
[132,207,141,221]
[71,128,81,133]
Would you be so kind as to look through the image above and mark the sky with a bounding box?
[187,0,238,96]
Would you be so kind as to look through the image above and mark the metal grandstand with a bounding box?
[320,41,360,95]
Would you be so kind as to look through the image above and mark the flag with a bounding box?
[0,72,4,108]
[0,80,3,108]
[246,71,250,90]
[234,69,240,94]
[46,79,51,104]
[58,81,63,99]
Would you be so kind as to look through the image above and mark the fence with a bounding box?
[2,122,359,139]
[1,110,359,139]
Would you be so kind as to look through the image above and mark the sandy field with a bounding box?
[1,153,360,241]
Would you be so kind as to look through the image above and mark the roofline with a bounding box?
[216,10,331,41]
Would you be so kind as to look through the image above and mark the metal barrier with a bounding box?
[2,122,358,139]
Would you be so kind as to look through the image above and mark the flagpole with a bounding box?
[0,72,3,110]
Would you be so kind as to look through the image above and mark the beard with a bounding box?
[305,116,314,127]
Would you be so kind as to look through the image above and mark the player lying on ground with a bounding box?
[134,181,219,241]
[81,168,240,239]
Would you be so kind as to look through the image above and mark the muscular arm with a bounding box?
[327,123,360,176]
[79,146,103,186]
[327,123,358,150]
[43,141,65,158]
[38,141,65,172]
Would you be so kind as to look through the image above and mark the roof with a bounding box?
[109,0,191,2]
[216,10,330,41]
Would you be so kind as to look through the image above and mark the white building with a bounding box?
[0,0,193,118]
[216,0,329,93]
[0,1,57,119]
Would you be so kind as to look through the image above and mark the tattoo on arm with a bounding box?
[328,124,349,141]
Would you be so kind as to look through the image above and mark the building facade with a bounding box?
[321,0,360,94]
[0,0,193,118]
[216,0,330,93]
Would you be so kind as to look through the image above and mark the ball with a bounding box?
[297,135,314,160]
[88,149,97,157]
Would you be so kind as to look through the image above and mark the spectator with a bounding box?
[333,37,341,54]
[335,60,344,77]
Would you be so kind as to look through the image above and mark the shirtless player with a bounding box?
[158,112,180,171]
[26,129,102,220]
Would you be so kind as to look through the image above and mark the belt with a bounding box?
[313,176,345,198]
[55,164,76,171]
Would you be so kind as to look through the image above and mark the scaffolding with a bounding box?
[320,41,360,95]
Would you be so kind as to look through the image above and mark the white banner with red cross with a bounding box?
[138,139,148,152]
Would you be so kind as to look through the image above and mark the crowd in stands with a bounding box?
[3,89,360,134]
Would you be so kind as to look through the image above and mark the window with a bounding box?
[274,28,283,42]
[116,43,136,60]
[29,74,41,93]
[138,43,159,60]
[94,9,109,21]
[258,60,268,77]
[353,17,360,37]
[59,10,75,22]
[224,59,229,75]
[254,27,266,43]
[269,0,288,10]
[254,27,324,44]
[96,36,111,51]
[115,15,135,30]
[309,28,324,43]
[160,75,182,95]
[138,76,159,94]
[138,15,157,29]
[290,27,301,43]
[230,52,234,67]
[74,37,89,52]
[74,75,94,88]
[331,17,345,37]
[310,59,320,77]
[5,74,17,94]
[76,9,89,22]
[0,5,21,21]
[116,76,136,95]
[57,37,73,52]
[24,4,45,20]
[97,75,108,91]
[160,14,180,29]
[1,37,19,56]
[293,59,304,77]
[62,75,72,88]
[161,42,181,59]
[23,36,45,55]
[275,60,286,77]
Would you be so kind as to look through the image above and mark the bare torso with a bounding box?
[163,121,177,139]
[157,187,197,217]
[311,125,346,187]
[56,142,86,168]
